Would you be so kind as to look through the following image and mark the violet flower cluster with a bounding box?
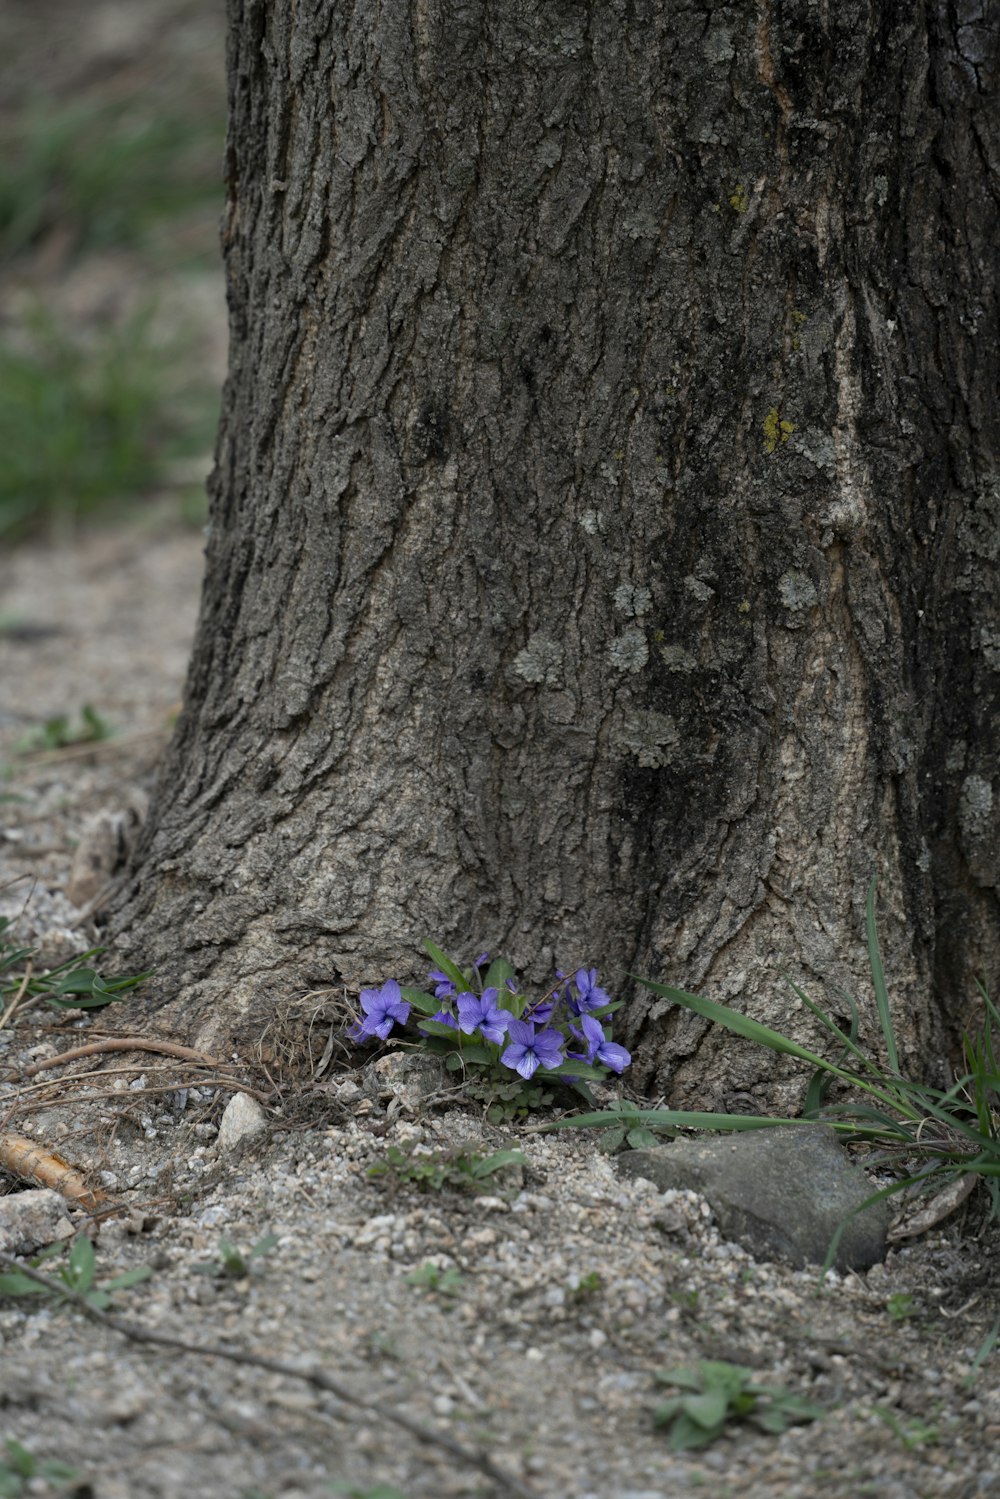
[350,954,631,1084]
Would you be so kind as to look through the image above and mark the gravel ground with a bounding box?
[2,521,1000,1498]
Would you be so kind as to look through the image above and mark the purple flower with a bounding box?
[571,1014,631,1074]
[474,951,490,968]
[526,997,557,1024]
[428,969,457,1000]
[419,1006,459,1033]
[456,988,511,1045]
[351,980,410,1041]
[500,1019,565,1081]
[572,967,612,1014]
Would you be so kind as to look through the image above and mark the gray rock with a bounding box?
[0,1189,75,1254]
[214,1092,268,1153]
[617,1125,890,1271]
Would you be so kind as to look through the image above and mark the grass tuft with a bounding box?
[0,96,225,263]
[0,303,218,539]
[551,880,1000,1267]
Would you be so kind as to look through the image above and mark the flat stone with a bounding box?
[214,1092,268,1153]
[0,1189,75,1254]
[617,1124,890,1271]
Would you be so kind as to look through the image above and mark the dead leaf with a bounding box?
[887,1171,979,1243]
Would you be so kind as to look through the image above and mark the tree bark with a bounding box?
[110,0,1000,1111]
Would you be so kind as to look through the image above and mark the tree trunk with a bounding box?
[110,0,1000,1111]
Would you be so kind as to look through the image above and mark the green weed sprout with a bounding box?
[0,1236,151,1311]
[368,1142,524,1195]
[0,914,149,1016]
[405,1262,464,1297]
[12,704,111,755]
[653,1360,823,1450]
[0,1438,81,1498]
[191,1234,280,1279]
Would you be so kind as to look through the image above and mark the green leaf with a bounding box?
[413,1018,458,1039]
[598,1125,626,1154]
[563,1078,596,1107]
[422,940,469,994]
[50,968,102,994]
[49,985,127,1009]
[399,986,441,1016]
[773,1394,825,1421]
[666,1412,721,1451]
[99,1266,153,1292]
[547,1060,605,1081]
[471,1149,525,1177]
[626,1126,659,1149]
[0,1272,46,1297]
[683,1389,731,1428]
[544,1108,802,1133]
[248,1233,280,1261]
[81,703,111,739]
[753,1406,790,1434]
[634,976,839,1072]
[67,1235,96,1290]
[37,1460,80,1482]
[455,1043,493,1065]
[866,879,900,1076]
[655,1366,705,1391]
[964,1312,1000,1386]
[417,1035,452,1056]
[99,968,153,993]
[483,957,515,993]
[2,1440,35,1477]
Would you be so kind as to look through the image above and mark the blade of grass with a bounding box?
[866,879,899,1076]
[964,1314,1000,1387]
[633,976,911,1117]
[541,1108,895,1139]
[422,940,470,996]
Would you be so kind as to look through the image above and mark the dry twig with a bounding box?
[16,1037,223,1078]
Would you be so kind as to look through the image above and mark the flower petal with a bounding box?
[515,1050,540,1081]
[597,1041,631,1073]
[505,1019,534,1047]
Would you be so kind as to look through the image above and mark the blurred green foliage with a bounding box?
[0,96,226,262]
[0,86,225,538]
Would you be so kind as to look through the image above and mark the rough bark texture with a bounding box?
[110,0,1000,1110]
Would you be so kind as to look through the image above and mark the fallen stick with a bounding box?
[11,1078,271,1113]
[0,1253,537,1498]
[17,1037,224,1078]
